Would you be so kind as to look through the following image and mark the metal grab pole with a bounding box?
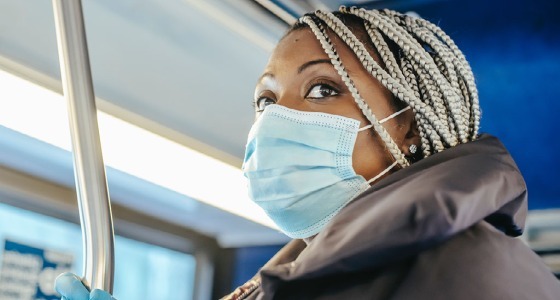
[52,0,115,293]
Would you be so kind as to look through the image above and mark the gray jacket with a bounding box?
[224,135,560,300]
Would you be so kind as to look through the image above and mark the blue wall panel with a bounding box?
[232,245,283,288]
[413,0,560,209]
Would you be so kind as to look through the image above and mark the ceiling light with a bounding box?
[0,68,277,230]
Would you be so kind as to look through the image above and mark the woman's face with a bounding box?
[254,27,417,182]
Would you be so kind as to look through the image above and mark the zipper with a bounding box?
[236,280,261,300]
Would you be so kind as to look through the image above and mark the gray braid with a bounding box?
[393,9,481,139]
[316,10,457,147]
[400,56,435,157]
[294,7,480,164]
[350,8,464,146]
[301,15,410,167]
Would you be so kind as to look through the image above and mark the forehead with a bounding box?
[261,26,374,80]
[265,28,328,74]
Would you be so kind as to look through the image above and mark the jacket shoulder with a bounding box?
[391,221,560,300]
[263,222,560,300]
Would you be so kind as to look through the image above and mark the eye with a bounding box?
[254,96,276,112]
[305,83,339,99]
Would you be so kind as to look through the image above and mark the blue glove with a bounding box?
[55,272,116,300]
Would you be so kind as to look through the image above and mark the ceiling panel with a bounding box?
[0,0,287,165]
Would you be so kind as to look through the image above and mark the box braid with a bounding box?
[290,6,480,165]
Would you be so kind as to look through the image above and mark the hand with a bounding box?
[55,272,116,300]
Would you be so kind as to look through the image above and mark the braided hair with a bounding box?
[288,7,480,166]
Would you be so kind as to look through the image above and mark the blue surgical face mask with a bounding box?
[242,104,409,238]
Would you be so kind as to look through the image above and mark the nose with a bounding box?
[274,94,310,112]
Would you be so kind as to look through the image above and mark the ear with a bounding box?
[399,112,422,158]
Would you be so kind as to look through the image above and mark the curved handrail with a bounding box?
[52,0,115,293]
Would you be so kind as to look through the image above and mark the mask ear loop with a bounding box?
[356,106,411,184]
[358,106,411,132]
[367,161,398,184]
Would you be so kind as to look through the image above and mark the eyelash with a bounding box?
[304,80,340,100]
[253,80,341,112]
[253,97,275,113]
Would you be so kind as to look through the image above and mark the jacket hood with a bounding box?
[260,134,528,286]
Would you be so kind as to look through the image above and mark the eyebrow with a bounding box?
[297,59,333,74]
[256,59,333,83]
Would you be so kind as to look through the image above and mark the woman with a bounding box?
[56,7,560,300]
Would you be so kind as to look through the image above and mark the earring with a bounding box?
[409,144,417,154]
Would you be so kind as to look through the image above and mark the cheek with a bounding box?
[351,129,391,180]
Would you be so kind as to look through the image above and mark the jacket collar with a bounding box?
[260,134,527,286]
